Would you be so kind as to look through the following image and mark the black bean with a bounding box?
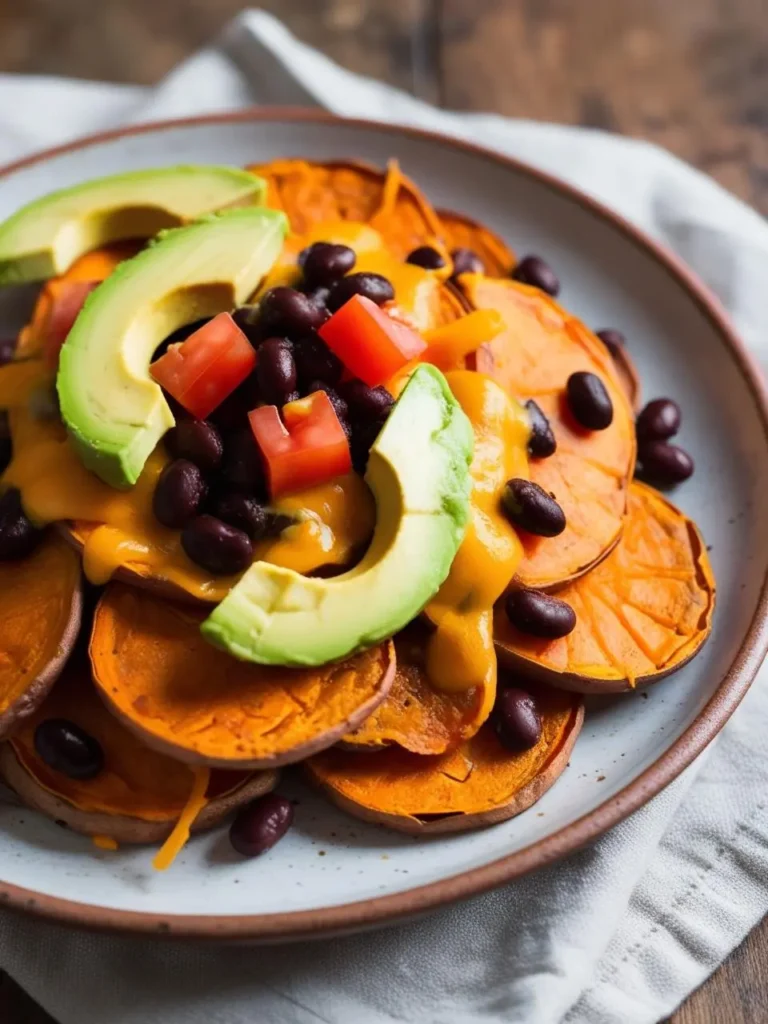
[525,399,557,459]
[505,588,576,639]
[327,272,395,312]
[349,419,384,474]
[450,247,484,276]
[259,287,328,338]
[152,459,207,529]
[596,328,626,360]
[164,420,223,473]
[0,488,41,561]
[303,285,331,309]
[208,392,248,432]
[221,429,267,496]
[0,338,16,365]
[181,515,253,575]
[511,255,560,296]
[493,688,542,752]
[566,371,613,430]
[406,246,446,270]
[294,334,343,388]
[257,337,297,406]
[305,381,349,425]
[339,380,394,424]
[229,793,294,857]
[231,305,264,346]
[301,242,357,287]
[636,441,694,486]
[636,398,681,442]
[207,372,262,432]
[501,478,566,537]
[212,493,271,541]
[0,436,11,475]
[34,719,104,780]
[0,416,12,475]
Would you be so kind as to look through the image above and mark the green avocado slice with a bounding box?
[0,165,267,285]
[57,207,288,489]
[201,364,474,666]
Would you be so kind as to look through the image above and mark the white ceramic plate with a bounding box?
[1,111,767,940]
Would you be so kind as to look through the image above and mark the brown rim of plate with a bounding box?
[0,108,766,942]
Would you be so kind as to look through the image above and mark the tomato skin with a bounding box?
[44,281,99,368]
[318,295,426,387]
[150,312,256,420]
[249,390,352,497]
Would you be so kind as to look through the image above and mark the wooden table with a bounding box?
[1,2,767,1021]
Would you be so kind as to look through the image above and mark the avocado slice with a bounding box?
[57,207,288,488]
[202,364,474,666]
[0,165,267,286]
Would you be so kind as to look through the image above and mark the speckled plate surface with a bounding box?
[1,111,767,941]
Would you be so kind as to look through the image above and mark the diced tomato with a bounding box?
[249,390,352,497]
[150,312,256,420]
[318,294,426,387]
[43,280,99,368]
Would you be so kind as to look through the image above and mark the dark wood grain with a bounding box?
[0,1,766,1021]
[439,0,768,214]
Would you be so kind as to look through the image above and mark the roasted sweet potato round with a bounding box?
[89,584,396,770]
[437,208,516,277]
[341,626,494,755]
[495,482,715,693]
[0,532,82,738]
[249,157,445,259]
[2,660,277,844]
[461,276,636,590]
[309,685,583,834]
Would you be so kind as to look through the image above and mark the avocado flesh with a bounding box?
[202,364,474,666]
[57,207,288,489]
[0,165,267,285]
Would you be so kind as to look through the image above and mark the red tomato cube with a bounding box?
[150,312,256,420]
[249,390,352,497]
[318,294,426,387]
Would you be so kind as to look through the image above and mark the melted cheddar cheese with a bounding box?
[425,371,529,692]
[0,222,526,696]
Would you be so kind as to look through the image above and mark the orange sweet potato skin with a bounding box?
[496,483,715,693]
[462,276,636,591]
[2,656,279,841]
[309,687,583,834]
[0,533,82,739]
[341,627,494,755]
[249,158,445,258]
[437,209,516,277]
[90,585,396,770]
[0,744,277,845]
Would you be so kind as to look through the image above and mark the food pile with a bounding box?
[0,159,715,867]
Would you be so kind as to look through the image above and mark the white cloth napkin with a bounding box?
[2,11,768,1024]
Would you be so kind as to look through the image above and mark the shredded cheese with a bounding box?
[152,766,210,872]
[92,835,119,851]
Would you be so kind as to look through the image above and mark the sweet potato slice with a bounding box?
[308,686,583,834]
[495,482,715,693]
[89,585,396,769]
[437,209,515,277]
[461,276,636,589]
[249,158,445,258]
[0,533,82,738]
[15,242,139,360]
[2,659,278,844]
[341,626,494,755]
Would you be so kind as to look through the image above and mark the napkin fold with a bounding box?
[2,11,768,1024]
